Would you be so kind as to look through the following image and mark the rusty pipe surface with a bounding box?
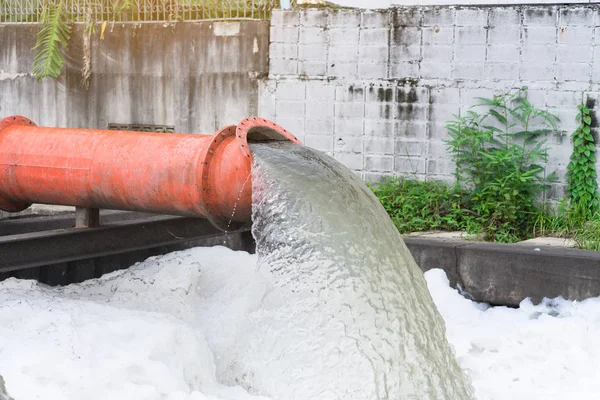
[0,116,300,230]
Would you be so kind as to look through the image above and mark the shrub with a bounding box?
[444,89,559,242]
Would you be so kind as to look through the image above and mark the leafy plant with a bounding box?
[445,89,559,242]
[32,1,71,80]
[566,104,599,220]
[369,178,473,234]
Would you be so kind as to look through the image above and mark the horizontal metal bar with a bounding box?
[0,215,252,273]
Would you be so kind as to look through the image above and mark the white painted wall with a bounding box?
[263,5,600,201]
[325,0,598,8]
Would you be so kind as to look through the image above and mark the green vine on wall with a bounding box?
[566,104,599,219]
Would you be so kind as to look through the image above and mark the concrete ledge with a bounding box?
[404,237,600,307]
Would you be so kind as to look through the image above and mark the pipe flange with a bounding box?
[235,117,301,159]
[0,115,37,133]
[199,125,242,231]
[0,116,36,213]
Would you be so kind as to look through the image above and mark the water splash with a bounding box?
[238,142,474,399]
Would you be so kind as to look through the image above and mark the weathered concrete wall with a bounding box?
[0,21,268,219]
[0,21,269,133]
[332,0,600,8]
[262,6,600,200]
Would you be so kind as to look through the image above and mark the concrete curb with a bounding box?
[404,237,600,307]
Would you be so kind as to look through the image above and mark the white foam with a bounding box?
[2,247,600,399]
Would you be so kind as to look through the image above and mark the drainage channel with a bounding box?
[0,210,255,286]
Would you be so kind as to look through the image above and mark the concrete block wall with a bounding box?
[262,5,600,200]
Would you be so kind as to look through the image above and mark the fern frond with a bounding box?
[32,1,71,80]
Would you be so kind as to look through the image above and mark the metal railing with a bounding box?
[0,0,282,23]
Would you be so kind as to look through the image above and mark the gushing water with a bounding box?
[238,142,474,399]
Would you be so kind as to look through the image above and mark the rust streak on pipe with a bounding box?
[0,115,300,230]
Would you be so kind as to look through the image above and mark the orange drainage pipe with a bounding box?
[0,116,300,230]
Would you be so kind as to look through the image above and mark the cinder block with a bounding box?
[299,61,327,77]
[428,104,458,122]
[520,63,555,81]
[460,87,499,106]
[546,90,583,107]
[306,101,334,119]
[366,86,394,102]
[397,103,428,121]
[423,44,453,62]
[423,8,455,26]
[365,103,394,120]
[395,140,425,156]
[523,7,558,26]
[328,62,358,79]
[397,86,429,104]
[365,155,394,172]
[300,9,328,27]
[307,83,335,101]
[299,44,328,60]
[334,152,363,170]
[276,100,305,118]
[364,120,395,137]
[335,85,365,102]
[428,140,449,157]
[335,136,363,152]
[305,118,334,134]
[556,44,592,63]
[358,62,388,79]
[455,26,487,45]
[558,26,594,45]
[390,45,421,62]
[488,26,521,45]
[271,10,300,27]
[486,45,520,63]
[334,118,364,136]
[276,81,306,100]
[270,43,298,60]
[389,61,420,79]
[365,137,395,155]
[276,117,305,136]
[305,134,333,152]
[396,121,428,139]
[329,28,360,46]
[270,59,298,76]
[522,45,556,63]
[430,87,459,105]
[359,46,389,62]
[362,10,390,29]
[391,27,422,46]
[454,44,486,62]
[428,122,450,140]
[270,26,299,44]
[489,7,521,27]
[453,62,485,80]
[394,156,425,174]
[423,26,454,45]
[525,89,547,107]
[559,6,595,27]
[427,158,456,176]
[364,172,390,183]
[391,8,423,28]
[299,27,328,45]
[329,45,359,63]
[456,8,489,27]
[328,9,361,28]
[335,102,365,118]
[359,28,389,46]
[258,84,276,119]
[523,27,557,45]
[485,62,520,81]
